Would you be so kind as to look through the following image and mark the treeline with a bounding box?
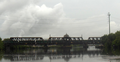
[101,31,120,49]
[1,31,120,50]
[0,38,29,50]
[0,38,4,50]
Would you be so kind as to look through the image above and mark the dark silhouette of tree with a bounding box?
[0,37,4,50]
[102,31,120,49]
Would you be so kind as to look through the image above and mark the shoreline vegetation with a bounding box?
[0,31,120,50]
[101,31,120,50]
[0,38,4,50]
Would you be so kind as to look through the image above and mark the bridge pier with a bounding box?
[83,43,88,48]
[6,47,11,52]
[62,44,71,48]
[4,44,11,52]
[44,44,48,48]
[44,49,48,53]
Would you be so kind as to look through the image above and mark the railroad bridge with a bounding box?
[3,34,102,48]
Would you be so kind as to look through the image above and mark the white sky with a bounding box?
[0,0,120,39]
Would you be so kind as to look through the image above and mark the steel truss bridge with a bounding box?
[3,34,102,47]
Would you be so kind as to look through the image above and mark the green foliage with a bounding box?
[102,31,120,49]
[112,49,120,55]
[3,38,11,43]
[112,31,120,49]
[102,48,120,55]
[0,38,4,50]
[101,34,108,44]
[0,51,4,60]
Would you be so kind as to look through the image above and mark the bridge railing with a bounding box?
[3,37,102,45]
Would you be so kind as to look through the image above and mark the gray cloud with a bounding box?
[50,14,120,39]
[0,0,40,14]
[0,2,65,37]
[0,0,120,39]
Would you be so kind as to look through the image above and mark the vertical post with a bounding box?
[49,34,51,37]
[108,12,111,34]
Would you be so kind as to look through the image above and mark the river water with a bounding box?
[0,46,120,62]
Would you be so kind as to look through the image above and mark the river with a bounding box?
[0,46,120,62]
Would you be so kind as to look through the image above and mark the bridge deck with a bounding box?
[4,40,102,45]
[4,36,102,45]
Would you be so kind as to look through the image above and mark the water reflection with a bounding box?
[0,51,4,61]
[0,46,120,62]
[11,55,44,61]
[1,47,101,62]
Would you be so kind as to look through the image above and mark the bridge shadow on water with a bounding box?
[1,46,103,62]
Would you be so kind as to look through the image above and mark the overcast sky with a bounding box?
[0,0,120,39]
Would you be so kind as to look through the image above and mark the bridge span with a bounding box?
[3,34,103,48]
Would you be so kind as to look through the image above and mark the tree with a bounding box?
[112,31,120,49]
[102,33,116,49]
[0,37,4,50]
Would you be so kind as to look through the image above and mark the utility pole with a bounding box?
[108,12,111,34]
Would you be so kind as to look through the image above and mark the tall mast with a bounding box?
[108,12,111,34]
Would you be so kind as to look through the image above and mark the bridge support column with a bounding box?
[44,49,48,53]
[6,47,10,51]
[44,44,48,48]
[62,44,71,48]
[5,45,11,52]
[83,43,88,48]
